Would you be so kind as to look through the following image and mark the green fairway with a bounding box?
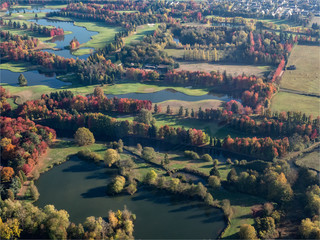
[0,61,38,72]
[73,21,123,50]
[124,24,159,45]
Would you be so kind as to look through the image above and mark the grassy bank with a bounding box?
[124,24,159,45]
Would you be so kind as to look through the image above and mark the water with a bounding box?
[35,156,226,239]
[29,19,97,49]
[6,6,56,14]
[107,89,234,103]
[0,69,71,88]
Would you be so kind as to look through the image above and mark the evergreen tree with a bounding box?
[18,74,27,86]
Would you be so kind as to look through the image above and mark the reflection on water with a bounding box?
[35,156,225,239]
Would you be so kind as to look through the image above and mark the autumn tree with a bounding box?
[104,149,120,167]
[74,127,95,146]
[134,109,155,125]
[93,87,104,98]
[1,167,14,182]
[144,170,157,184]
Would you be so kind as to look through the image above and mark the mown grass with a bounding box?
[39,140,106,174]
[271,92,320,117]
[73,21,123,50]
[124,24,158,45]
[280,45,320,94]
[295,150,320,172]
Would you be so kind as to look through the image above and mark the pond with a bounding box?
[28,18,97,59]
[35,156,226,239]
[107,89,234,103]
[6,6,57,14]
[0,69,71,88]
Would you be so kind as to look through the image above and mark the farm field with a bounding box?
[177,62,272,76]
[295,149,320,172]
[280,45,320,94]
[271,92,320,117]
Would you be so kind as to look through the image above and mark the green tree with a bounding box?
[164,153,170,165]
[208,175,221,189]
[107,176,126,195]
[144,170,157,184]
[239,224,258,239]
[29,181,39,201]
[134,109,155,125]
[210,166,221,178]
[178,106,183,116]
[204,193,214,206]
[104,149,120,167]
[18,74,27,86]
[126,181,137,195]
[74,127,95,146]
[142,147,156,162]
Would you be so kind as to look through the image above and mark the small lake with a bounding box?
[6,6,56,14]
[35,156,225,239]
[28,18,97,59]
[0,69,71,88]
[107,89,234,103]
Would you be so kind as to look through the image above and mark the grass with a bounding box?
[177,62,272,77]
[0,81,211,103]
[280,45,320,94]
[271,92,320,117]
[124,24,158,45]
[295,149,320,172]
[72,21,123,50]
[156,99,223,112]
[38,139,107,173]
[0,61,37,72]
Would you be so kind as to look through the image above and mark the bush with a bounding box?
[184,151,200,160]
[104,149,120,167]
[107,176,126,195]
[77,149,103,163]
[226,158,232,164]
[202,154,213,162]
[74,127,95,146]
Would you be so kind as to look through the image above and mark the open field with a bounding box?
[157,99,223,112]
[295,149,320,172]
[271,92,320,117]
[124,24,159,45]
[177,62,272,76]
[280,45,320,95]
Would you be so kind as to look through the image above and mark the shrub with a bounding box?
[184,150,200,160]
[202,154,213,162]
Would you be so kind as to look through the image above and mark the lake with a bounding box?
[28,18,97,59]
[35,156,226,239]
[0,69,71,88]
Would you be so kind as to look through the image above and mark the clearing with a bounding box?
[280,45,320,95]
[295,149,320,172]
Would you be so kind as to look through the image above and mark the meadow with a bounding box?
[271,92,320,117]
[280,45,320,95]
[295,149,320,172]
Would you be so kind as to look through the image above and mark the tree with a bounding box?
[134,109,155,125]
[299,218,320,239]
[1,167,14,182]
[239,224,258,239]
[208,175,221,189]
[227,168,238,183]
[74,127,95,146]
[144,170,157,184]
[104,149,120,167]
[126,181,137,195]
[93,87,104,98]
[142,147,155,162]
[178,106,183,116]
[210,166,220,178]
[0,217,22,240]
[166,105,171,114]
[204,193,214,206]
[29,181,39,201]
[18,74,27,86]
[164,153,170,165]
[107,176,126,195]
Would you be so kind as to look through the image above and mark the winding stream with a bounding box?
[35,156,226,239]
